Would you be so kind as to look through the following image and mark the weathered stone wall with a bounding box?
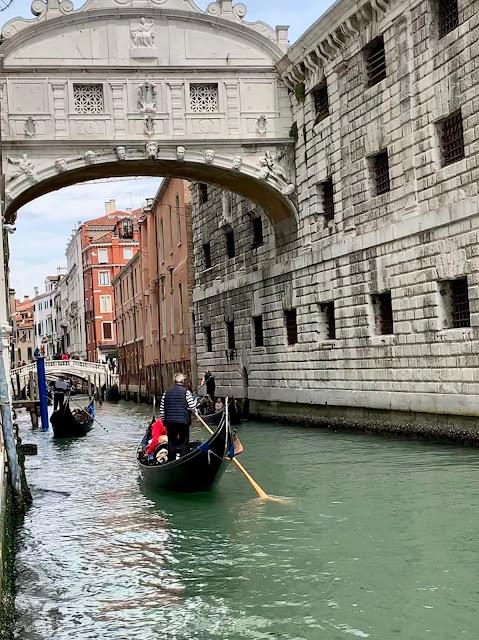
[192,0,479,419]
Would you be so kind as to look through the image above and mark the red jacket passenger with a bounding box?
[145,418,167,455]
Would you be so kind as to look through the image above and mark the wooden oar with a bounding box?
[195,413,288,504]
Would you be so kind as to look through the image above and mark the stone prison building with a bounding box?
[190,0,479,431]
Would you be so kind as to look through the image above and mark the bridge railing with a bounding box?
[11,359,109,377]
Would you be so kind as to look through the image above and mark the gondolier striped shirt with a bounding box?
[160,386,197,420]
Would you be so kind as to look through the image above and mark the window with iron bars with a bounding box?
[440,110,465,166]
[203,242,212,269]
[321,178,335,222]
[320,302,336,340]
[364,36,386,87]
[438,0,459,38]
[225,229,235,259]
[204,325,213,352]
[372,292,394,335]
[284,309,298,345]
[253,315,264,347]
[252,217,263,248]
[372,150,391,195]
[439,278,470,328]
[198,183,208,205]
[226,320,235,350]
[312,82,329,122]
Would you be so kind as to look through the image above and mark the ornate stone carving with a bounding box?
[6,154,38,183]
[55,158,68,173]
[138,81,157,115]
[131,18,154,48]
[255,115,268,134]
[232,156,242,171]
[84,150,96,165]
[281,184,295,196]
[257,149,288,182]
[143,115,156,136]
[115,146,126,160]
[204,149,215,164]
[24,117,38,138]
[176,146,186,161]
[5,190,14,203]
[145,142,158,160]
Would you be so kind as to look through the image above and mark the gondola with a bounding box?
[138,401,232,493]
[200,397,241,427]
[50,397,94,438]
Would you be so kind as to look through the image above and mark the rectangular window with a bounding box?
[160,220,165,262]
[102,322,113,340]
[160,278,166,338]
[199,183,208,205]
[176,194,182,245]
[178,282,184,333]
[253,315,264,347]
[170,290,175,335]
[320,302,336,340]
[204,325,213,352]
[190,83,218,112]
[322,178,335,222]
[226,320,235,350]
[99,271,110,286]
[372,150,391,195]
[99,295,112,313]
[312,82,329,122]
[284,309,298,345]
[439,110,465,166]
[439,0,459,38]
[203,242,212,269]
[123,247,133,260]
[372,292,394,335]
[225,230,235,259]
[364,36,386,87]
[439,278,471,328]
[98,248,108,263]
[168,207,173,253]
[73,84,104,114]
[252,217,263,248]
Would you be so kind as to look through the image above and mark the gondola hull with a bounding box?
[138,409,232,493]
[50,401,94,439]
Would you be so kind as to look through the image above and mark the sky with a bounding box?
[2,0,334,299]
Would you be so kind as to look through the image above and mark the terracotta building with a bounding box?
[10,293,34,366]
[82,201,142,362]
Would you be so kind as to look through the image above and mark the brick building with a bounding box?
[10,293,34,366]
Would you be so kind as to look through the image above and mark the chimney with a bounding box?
[105,199,116,215]
[24,295,29,300]
[126,207,132,214]
[34,287,39,297]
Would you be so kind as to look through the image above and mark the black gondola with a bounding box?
[50,398,94,438]
[200,397,241,427]
[138,401,232,493]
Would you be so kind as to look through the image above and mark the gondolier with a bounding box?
[160,373,197,461]
[53,377,69,411]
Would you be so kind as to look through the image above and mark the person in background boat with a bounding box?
[53,376,69,411]
[197,395,214,416]
[200,369,216,400]
[215,398,224,412]
[160,372,197,461]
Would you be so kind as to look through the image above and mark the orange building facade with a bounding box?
[82,202,142,362]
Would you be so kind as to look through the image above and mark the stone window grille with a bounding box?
[204,325,213,352]
[322,178,335,222]
[439,0,459,38]
[190,84,219,112]
[225,229,235,259]
[226,320,235,350]
[321,302,336,339]
[440,110,465,166]
[198,183,208,205]
[372,150,391,195]
[312,82,329,122]
[253,315,264,347]
[284,309,298,345]
[364,36,386,87]
[73,84,104,114]
[372,292,394,335]
[252,217,264,248]
[203,242,212,269]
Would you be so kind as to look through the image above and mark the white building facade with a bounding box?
[65,227,87,359]
[33,276,62,356]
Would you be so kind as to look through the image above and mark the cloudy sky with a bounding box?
[2,0,334,299]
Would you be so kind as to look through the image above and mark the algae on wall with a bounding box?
[0,483,15,640]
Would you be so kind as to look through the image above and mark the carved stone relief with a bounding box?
[204,149,215,164]
[24,117,38,138]
[55,158,67,173]
[255,115,268,134]
[115,146,126,160]
[131,18,155,48]
[143,115,156,136]
[176,146,186,161]
[145,141,158,159]
[232,156,242,171]
[138,81,157,115]
[84,150,96,165]
[6,154,38,183]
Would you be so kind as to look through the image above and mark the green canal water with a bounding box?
[15,400,479,639]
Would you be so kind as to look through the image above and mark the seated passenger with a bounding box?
[215,398,224,412]
[145,418,168,457]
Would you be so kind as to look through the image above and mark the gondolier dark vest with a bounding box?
[163,384,191,425]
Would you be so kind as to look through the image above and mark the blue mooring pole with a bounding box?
[35,352,49,432]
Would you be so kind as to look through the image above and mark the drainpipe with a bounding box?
[152,205,164,396]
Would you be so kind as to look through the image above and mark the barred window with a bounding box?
[226,320,235,350]
[364,36,386,87]
[440,278,470,328]
[198,183,208,205]
[440,111,465,166]
[439,0,459,38]
[284,309,298,345]
[322,178,335,222]
[372,292,394,335]
[320,302,336,340]
[252,217,263,248]
[73,84,104,114]
[203,242,212,269]
[190,84,218,113]
[225,230,235,259]
[204,325,213,352]
[253,315,264,347]
[372,150,391,195]
[312,82,329,122]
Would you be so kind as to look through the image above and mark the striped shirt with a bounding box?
[160,388,197,419]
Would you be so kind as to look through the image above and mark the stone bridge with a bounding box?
[0,0,298,239]
[10,359,114,392]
